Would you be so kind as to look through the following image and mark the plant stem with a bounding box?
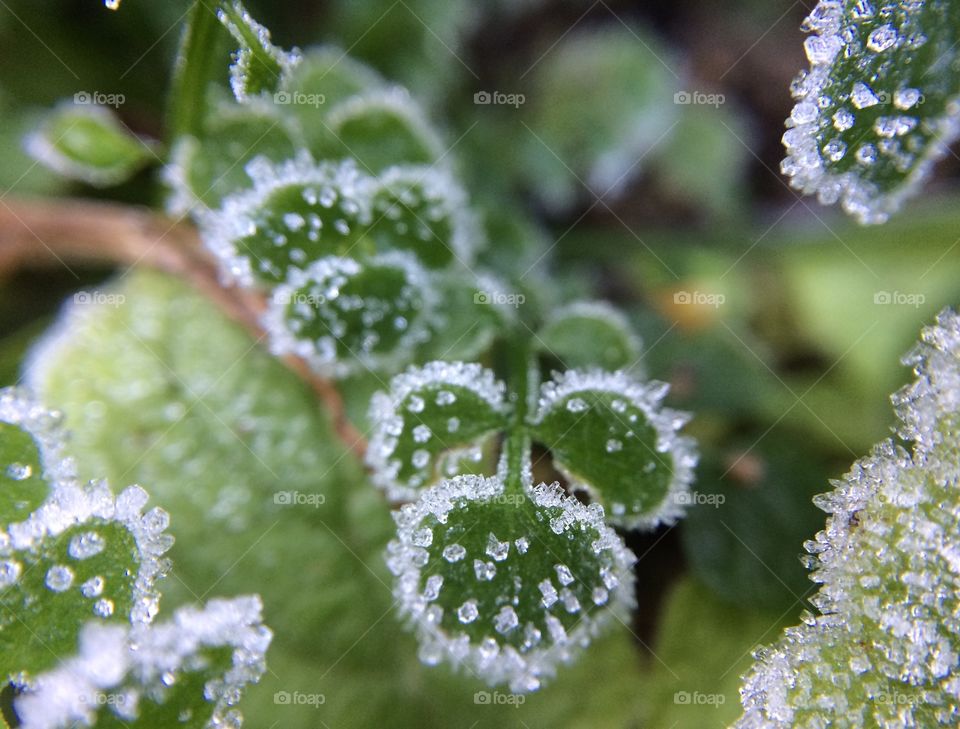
[502,332,537,495]
[0,197,367,459]
[167,0,226,141]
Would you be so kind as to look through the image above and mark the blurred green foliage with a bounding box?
[1,0,959,727]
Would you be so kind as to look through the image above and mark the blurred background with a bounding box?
[2,1,960,727]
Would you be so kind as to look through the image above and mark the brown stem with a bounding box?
[0,196,367,459]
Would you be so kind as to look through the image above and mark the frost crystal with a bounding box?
[782,0,960,224]
[386,474,635,692]
[366,361,509,501]
[15,597,271,729]
[736,309,960,728]
[533,369,697,529]
[262,252,434,378]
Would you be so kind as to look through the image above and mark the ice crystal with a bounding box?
[532,369,697,529]
[366,361,509,500]
[736,309,960,728]
[386,474,635,692]
[15,597,271,729]
[782,0,960,223]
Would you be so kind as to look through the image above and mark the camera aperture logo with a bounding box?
[74,291,125,308]
[673,290,725,309]
[474,90,526,108]
[674,90,725,108]
[474,690,526,708]
[74,91,125,109]
[274,691,325,708]
[474,290,525,308]
[674,691,726,707]
[674,491,725,508]
[874,290,925,309]
[273,90,326,108]
[274,491,326,508]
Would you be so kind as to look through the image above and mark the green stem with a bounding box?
[503,332,538,495]
[166,0,226,141]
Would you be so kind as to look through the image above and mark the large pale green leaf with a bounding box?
[783,0,960,223]
[536,301,642,372]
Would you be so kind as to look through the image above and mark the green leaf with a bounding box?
[24,103,155,187]
[0,390,171,681]
[680,432,831,611]
[326,90,443,173]
[218,1,296,102]
[783,0,960,223]
[736,309,960,727]
[275,46,385,156]
[525,25,679,209]
[14,597,270,729]
[264,253,433,377]
[387,475,635,692]
[201,155,371,286]
[531,370,697,529]
[368,166,479,268]
[165,98,299,215]
[417,269,512,362]
[536,301,642,372]
[366,362,509,499]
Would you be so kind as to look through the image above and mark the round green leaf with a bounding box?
[327,90,443,172]
[202,155,373,287]
[531,370,697,529]
[387,475,635,692]
[366,362,509,500]
[264,253,433,377]
[537,301,642,372]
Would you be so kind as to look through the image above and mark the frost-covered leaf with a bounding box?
[525,26,679,209]
[326,90,444,172]
[24,104,154,188]
[536,301,642,372]
[783,0,960,224]
[263,253,433,377]
[14,596,270,729]
[275,46,385,156]
[201,155,372,287]
[387,474,635,692]
[417,269,513,363]
[368,166,480,268]
[164,99,299,216]
[0,389,171,681]
[218,1,298,102]
[736,309,960,728]
[531,370,697,529]
[367,362,509,500]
